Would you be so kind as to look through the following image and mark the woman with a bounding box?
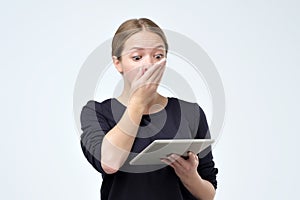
[80,18,218,200]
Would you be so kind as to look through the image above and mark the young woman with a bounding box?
[80,18,218,200]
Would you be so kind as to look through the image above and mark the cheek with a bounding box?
[121,60,139,73]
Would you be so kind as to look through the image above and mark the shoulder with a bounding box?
[168,97,203,114]
[81,98,126,124]
[80,99,114,121]
[85,98,113,107]
[83,98,114,112]
[175,97,198,108]
[169,97,208,124]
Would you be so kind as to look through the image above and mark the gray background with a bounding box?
[1,0,299,199]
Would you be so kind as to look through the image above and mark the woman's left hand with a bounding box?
[161,151,199,182]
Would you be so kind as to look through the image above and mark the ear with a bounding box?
[112,56,123,74]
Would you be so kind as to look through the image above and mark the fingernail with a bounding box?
[171,154,177,158]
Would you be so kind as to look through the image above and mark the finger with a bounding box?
[132,59,166,92]
[149,58,166,71]
[123,66,142,83]
[165,157,186,175]
[166,155,177,163]
[189,151,198,160]
[169,154,188,169]
[148,62,166,83]
[160,158,175,168]
[145,63,166,86]
[149,58,166,78]
[128,58,166,83]
[188,152,199,166]
[140,58,166,81]
[132,66,144,81]
[134,65,165,91]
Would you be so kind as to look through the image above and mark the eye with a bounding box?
[154,54,164,59]
[132,55,142,61]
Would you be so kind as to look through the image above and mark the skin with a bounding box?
[161,153,216,200]
[100,30,216,200]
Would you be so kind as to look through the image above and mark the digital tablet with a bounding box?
[129,139,214,165]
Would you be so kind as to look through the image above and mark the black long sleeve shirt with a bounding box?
[80,97,218,200]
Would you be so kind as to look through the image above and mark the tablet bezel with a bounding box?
[129,139,214,165]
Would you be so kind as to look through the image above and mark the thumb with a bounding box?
[188,152,198,163]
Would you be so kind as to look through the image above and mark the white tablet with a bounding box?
[129,139,214,165]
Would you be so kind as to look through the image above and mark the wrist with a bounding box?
[181,171,202,186]
[116,105,143,137]
[127,102,145,115]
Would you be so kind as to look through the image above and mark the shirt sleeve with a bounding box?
[80,100,110,174]
[195,105,218,190]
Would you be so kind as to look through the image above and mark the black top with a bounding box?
[80,97,218,200]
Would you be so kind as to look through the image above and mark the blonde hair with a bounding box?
[112,18,168,59]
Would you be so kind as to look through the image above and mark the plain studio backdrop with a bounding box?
[1,0,299,199]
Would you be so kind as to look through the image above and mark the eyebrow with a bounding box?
[128,45,165,51]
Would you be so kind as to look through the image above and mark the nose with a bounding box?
[142,55,156,67]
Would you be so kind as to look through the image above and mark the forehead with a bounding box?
[123,31,165,51]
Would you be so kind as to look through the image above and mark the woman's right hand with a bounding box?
[127,58,166,109]
[100,58,167,173]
